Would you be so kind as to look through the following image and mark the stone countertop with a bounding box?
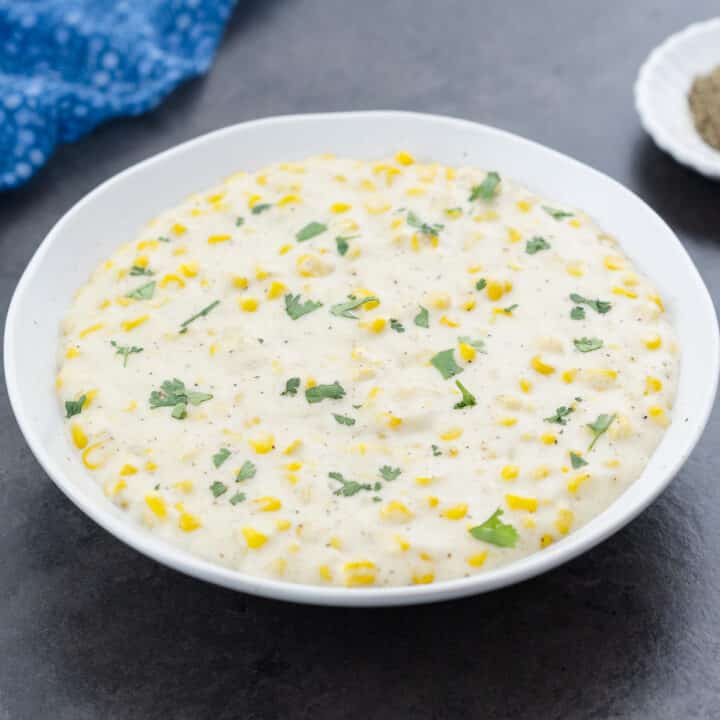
[1,1,719,718]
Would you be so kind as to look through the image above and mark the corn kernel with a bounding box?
[395,150,415,165]
[412,571,435,585]
[507,227,522,243]
[330,202,351,213]
[505,494,538,512]
[120,463,137,476]
[255,496,282,512]
[395,535,411,551]
[604,256,624,271]
[441,503,468,520]
[145,495,167,518]
[531,355,555,375]
[440,315,459,328]
[70,423,88,449]
[540,433,557,445]
[160,274,185,289]
[567,473,591,494]
[648,405,668,426]
[458,342,476,363]
[267,281,286,300]
[381,500,414,522]
[79,323,104,338]
[415,476,433,486]
[239,296,259,312]
[644,335,662,350]
[612,286,637,299]
[540,534,554,548]
[486,280,506,301]
[208,234,231,245]
[566,261,585,277]
[278,194,301,206]
[318,564,333,581]
[427,495,439,508]
[467,551,488,567]
[429,292,451,310]
[519,378,532,393]
[516,200,532,212]
[242,527,268,549]
[533,465,551,480]
[179,261,199,278]
[249,433,275,454]
[362,317,386,333]
[440,427,463,441]
[501,465,519,481]
[645,376,663,394]
[554,509,574,535]
[561,369,577,384]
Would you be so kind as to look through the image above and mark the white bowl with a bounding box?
[5,111,718,606]
[635,17,720,179]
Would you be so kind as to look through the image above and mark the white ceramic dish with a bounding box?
[635,17,720,179]
[5,111,718,606]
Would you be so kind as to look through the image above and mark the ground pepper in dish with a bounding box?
[688,65,720,151]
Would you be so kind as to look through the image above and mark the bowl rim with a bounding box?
[5,110,718,607]
[634,16,720,179]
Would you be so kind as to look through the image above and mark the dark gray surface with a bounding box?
[1,1,719,718]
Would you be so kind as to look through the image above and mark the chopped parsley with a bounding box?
[453,379,477,409]
[570,306,586,320]
[296,221,328,242]
[469,171,501,202]
[305,381,346,404]
[414,306,429,328]
[235,217,245,227]
[379,465,402,482]
[587,413,615,451]
[570,451,588,469]
[179,300,220,333]
[542,205,574,220]
[212,448,231,468]
[285,293,323,320]
[110,340,143,367]
[329,471,372,497]
[574,337,604,353]
[335,235,357,256]
[475,278,487,291]
[64,395,86,418]
[333,413,356,426]
[432,444,442,457]
[157,236,170,243]
[251,203,272,215]
[229,492,247,505]
[570,293,611,315]
[503,304,519,313]
[525,236,551,254]
[390,318,405,333]
[469,508,519,548]
[126,280,156,301]
[430,349,463,380]
[407,210,443,237]
[129,265,153,276]
[545,405,574,425]
[236,460,257,482]
[149,378,213,419]
[281,377,301,397]
[330,295,378,319]
[210,481,228,498]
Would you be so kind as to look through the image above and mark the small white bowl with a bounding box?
[635,17,720,179]
[5,112,719,606]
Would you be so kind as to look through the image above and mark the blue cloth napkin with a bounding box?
[0,0,235,190]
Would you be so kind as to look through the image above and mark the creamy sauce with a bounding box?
[57,153,678,587]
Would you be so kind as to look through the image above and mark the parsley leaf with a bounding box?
[469,508,519,548]
[235,217,245,227]
[379,465,402,482]
[126,280,156,301]
[171,403,187,420]
[469,171,501,202]
[574,337,604,353]
[543,205,574,220]
[407,210,443,237]
[570,306,586,320]
[587,414,615,451]
[330,295,378,319]
[230,492,246,505]
[306,381,346,404]
[281,377,300,397]
[390,318,405,333]
[525,236,551,254]
[285,293,323,320]
[570,451,588,469]
[432,444,442,457]
[503,304,519,313]
[110,340,143,367]
[333,413,356,426]
[210,481,228,498]
[414,306,429,328]
[251,203,272,215]
[431,349,463,380]
[179,300,220,333]
[149,378,212,418]
[475,278,487,291]
[296,221,328,242]
[570,293,612,315]
[329,471,372,497]
[213,448,230,468]
[453,379,477,409]
[236,460,257,482]
[129,265,153,276]
[335,235,357,256]
[64,395,86,418]
[545,406,574,425]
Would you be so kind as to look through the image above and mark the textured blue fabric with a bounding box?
[0,0,235,190]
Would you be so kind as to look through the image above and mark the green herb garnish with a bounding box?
[570,293,612,315]
[236,460,257,482]
[543,205,574,220]
[149,378,213,419]
[574,337,604,353]
[213,448,231,468]
[545,406,574,425]
[475,278,487,291]
[281,377,301,397]
[179,300,220,333]
[125,280,156,301]
[230,492,246,505]
[64,395,86,418]
[469,508,519,548]
[329,471,372,497]
[285,293,323,320]
[469,171,501,202]
[587,414,615,451]
[235,217,245,227]
[111,340,143,367]
[407,210,443,237]
[333,413,356,426]
[453,379,477,409]
[503,304,519,313]
[432,444,442,457]
[251,203,272,215]
[570,306,586,320]
[305,381,346,404]
[335,235,358,256]
[390,318,405,333]
[296,221,328,242]
[414,306,429,328]
[431,349,463,380]
[210,481,228,498]
[330,295,378,319]
[525,236,551,254]
[379,465,402,482]
[570,451,588,469]
[129,265,153,276]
